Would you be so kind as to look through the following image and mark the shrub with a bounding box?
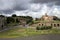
[36,26,52,30]
[36,26,40,30]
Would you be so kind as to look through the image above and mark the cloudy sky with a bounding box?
[0,0,60,18]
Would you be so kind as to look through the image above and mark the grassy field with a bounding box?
[0,27,60,38]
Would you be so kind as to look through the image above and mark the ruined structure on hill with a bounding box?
[37,13,60,28]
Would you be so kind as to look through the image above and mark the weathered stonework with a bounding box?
[36,13,60,28]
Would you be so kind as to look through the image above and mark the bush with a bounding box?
[6,17,15,24]
[36,26,52,30]
[36,26,40,30]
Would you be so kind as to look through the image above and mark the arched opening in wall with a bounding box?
[42,24,43,26]
[54,24,56,27]
[39,24,41,26]
[57,24,59,27]
[1,25,3,29]
[51,24,52,26]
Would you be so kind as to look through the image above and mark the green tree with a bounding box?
[16,18,19,23]
[26,16,33,24]
[12,14,17,23]
[12,14,17,17]
[0,15,5,17]
[53,16,60,20]
[6,17,15,24]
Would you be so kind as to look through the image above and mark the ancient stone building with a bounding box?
[19,18,27,26]
[41,13,53,21]
[37,13,60,28]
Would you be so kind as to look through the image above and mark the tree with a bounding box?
[16,18,19,23]
[0,15,5,17]
[6,17,15,24]
[12,14,17,17]
[12,14,17,23]
[26,16,33,24]
[53,16,60,20]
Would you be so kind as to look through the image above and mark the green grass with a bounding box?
[0,27,60,38]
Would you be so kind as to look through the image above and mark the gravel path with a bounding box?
[0,34,60,40]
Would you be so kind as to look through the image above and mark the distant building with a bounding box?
[19,18,27,26]
[35,13,60,28]
[41,13,53,21]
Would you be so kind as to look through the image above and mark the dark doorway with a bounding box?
[42,24,43,26]
[1,25,3,29]
[57,24,59,27]
[54,24,56,27]
[39,24,41,26]
[51,24,52,26]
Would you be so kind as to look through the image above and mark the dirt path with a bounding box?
[0,34,60,40]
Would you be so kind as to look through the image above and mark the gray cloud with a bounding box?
[13,0,31,11]
[0,0,31,10]
[0,0,31,14]
[32,0,60,3]
[0,9,14,14]
[0,0,60,18]
[55,1,60,5]
[32,0,60,6]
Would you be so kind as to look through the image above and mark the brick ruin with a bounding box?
[37,13,60,28]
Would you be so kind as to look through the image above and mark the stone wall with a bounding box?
[0,17,6,29]
[38,22,60,27]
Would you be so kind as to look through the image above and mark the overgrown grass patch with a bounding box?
[0,27,60,38]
